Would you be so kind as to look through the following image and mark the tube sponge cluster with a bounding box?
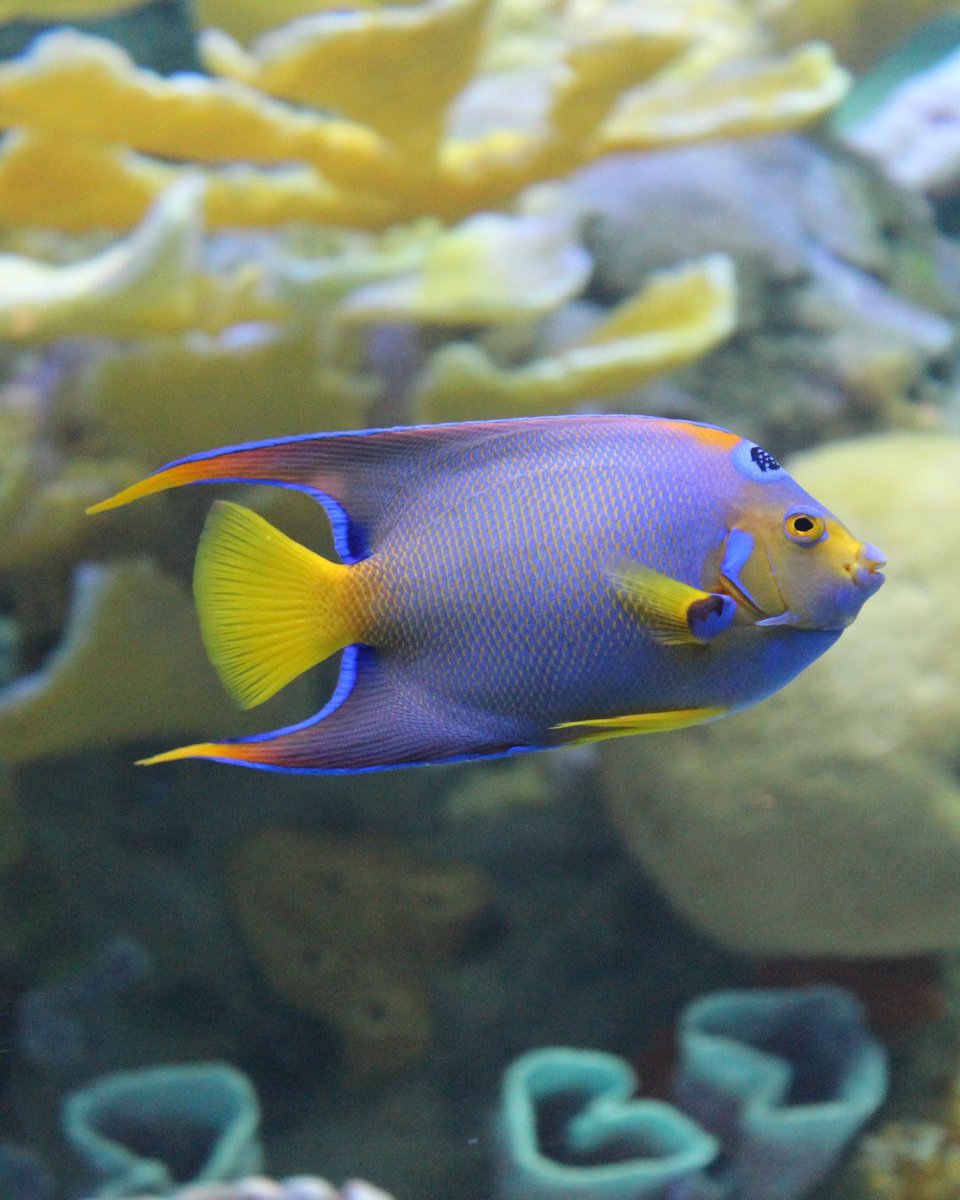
[496,987,888,1200]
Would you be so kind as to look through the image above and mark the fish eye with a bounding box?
[784,509,826,545]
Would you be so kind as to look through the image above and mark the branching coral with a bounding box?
[0,5,848,232]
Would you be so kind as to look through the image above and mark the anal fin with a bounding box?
[135,647,527,774]
[554,705,726,744]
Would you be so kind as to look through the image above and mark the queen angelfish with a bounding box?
[87,415,885,773]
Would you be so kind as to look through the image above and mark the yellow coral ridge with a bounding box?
[0,132,394,232]
[0,8,851,232]
[195,0,378,47]
[91,331,374,466]
[0,176,203,340]
[599,42,851,151]
[416,254,738,420]
[0,30,386,191]
[0,0,143,16]
[0,176,287,340]
[201,0,492,150]
[338,213,591,325]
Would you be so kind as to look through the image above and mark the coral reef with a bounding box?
[0,560,316,763]
[601,432,960,956]
[0,9,848,231]
[229,828,491,1081]
[62,1063,263,1197]
[0,0,862,763]
[495,986,886,1199]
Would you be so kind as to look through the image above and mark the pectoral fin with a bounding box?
[554,705,727,743]
[610,562,736,645]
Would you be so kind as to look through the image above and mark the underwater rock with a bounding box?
[495,1045,719,1199]
[551,138,958,448]
[674,987,888,1200]
[602,432,960,956]
[63,1063,262,1197]
[843,41,960,194]
[229,827,492,1082]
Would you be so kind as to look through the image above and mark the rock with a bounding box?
[541,140,959,452]
[601,432,960,957]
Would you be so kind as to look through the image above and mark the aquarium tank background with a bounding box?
[0,0,958,1197]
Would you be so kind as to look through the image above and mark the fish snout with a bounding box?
[849,542,886,591]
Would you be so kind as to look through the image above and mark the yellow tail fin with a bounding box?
[195,500,356,708]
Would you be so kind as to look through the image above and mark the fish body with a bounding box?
[87,414,885,773]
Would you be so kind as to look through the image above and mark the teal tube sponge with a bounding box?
[496,1046,720,1199]
[61,1062,263,1197]
[673,986,889,1200]
[496,987,887,1200]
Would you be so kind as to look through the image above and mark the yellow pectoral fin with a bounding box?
[554,705,727,744]
[609,561,736,645]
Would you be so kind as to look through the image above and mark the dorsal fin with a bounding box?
[86,416,584,560]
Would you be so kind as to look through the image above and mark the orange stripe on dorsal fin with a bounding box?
[671,420,740,451]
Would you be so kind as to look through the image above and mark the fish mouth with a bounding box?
[849,542,886,591]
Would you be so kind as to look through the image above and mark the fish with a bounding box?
[86,414,885,774]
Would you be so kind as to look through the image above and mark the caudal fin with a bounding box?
[195,500,358,708]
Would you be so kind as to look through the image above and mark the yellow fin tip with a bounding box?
[136,742,225,765]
